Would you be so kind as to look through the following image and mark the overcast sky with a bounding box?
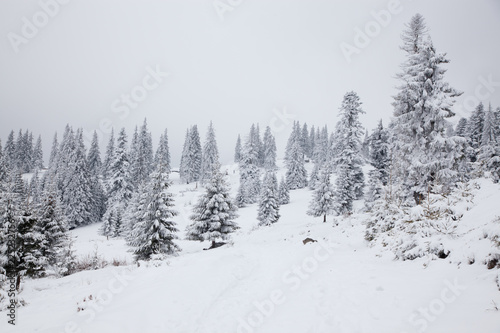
[1,0,499,166]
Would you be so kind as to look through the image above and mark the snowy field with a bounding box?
[2,163,500,333]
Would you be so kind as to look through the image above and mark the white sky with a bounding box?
[1,0,499,166]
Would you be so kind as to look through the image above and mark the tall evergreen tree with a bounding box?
[201,122,220,184]
[466,102,485,161]
[102,129,115,183]
[37,182,69,267]
[257,171,280,226]
[308,167,334,222]
[33,135,44,170]
[61,130,94,229]
[390,14,463,203]
[278,176,290,205]
[87,131,106,222]
[186,164,239,244]
[48,133,59,171]
[180,125,202,184]
[154,129,171,173]
[455,117,468,137]
[369,120,389,185]
[285,139,308,190]
[333,92,366,214]
[234,135,242,163]
[3,130,15,168]
[262,126,277,171]
[128,164,180,260]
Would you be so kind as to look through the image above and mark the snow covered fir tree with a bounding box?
[186,163,239,246]
[0,8,500,332]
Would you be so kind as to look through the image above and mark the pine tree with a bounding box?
[234,135,242,163]
[285,122,301,165]
[309,126,316,159]
[257,171,280,226]
[466,102,485,161]
[201,122,220,184]
[17,200,45,278]
[479,105,500,181]
[100,208,115,237]
[278,176,290,205]
[3,130,15,168]
[87,132,106,223]
[237,126,262,206]
[262,126,277,170]
[301,123,310,159]
[455,118,468,137]
[107,128,133,205]
[285,139,308,190]
[186,165,239,244]
[333,91,366,214]
[364,169,384,211]
[369,120,389,185]
[88,131,102,175]
[390,14,463,203]
[361,130,370,160]
[48,133,59,171]
[131,119,154,187]
[61,130,94,229]
[307,167,334,222]
[180,125,202,184]
[154,129,171,173]
[33,135,44,170]
[128,164,180,261]
[37,183,69,267]
[102,129,115,182]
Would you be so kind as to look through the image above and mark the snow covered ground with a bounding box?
[2,163,500,333]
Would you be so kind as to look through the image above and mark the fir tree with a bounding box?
[278,176,290,205]
[364,169,384,211]
[234,135,242,163]
[61,130,94,228]
[48,133,59,171]
[186,164,239,244]
[390,14,463,203]
[102,129,115,182]
[128,164,180,261]
[262,126,277,170]
[285,139,308,190]
[333,91,366,214]
[3,130,15,168]
[307,167,334,222]
[455,118,468,137]
[257,171,280,226]
[180,125,202,184]
[154,129,171,173]
[201,122,220,184]
[301,123,310,159]
[37,183,69,267]
[369,120,389,185]
[33,135,44,170]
